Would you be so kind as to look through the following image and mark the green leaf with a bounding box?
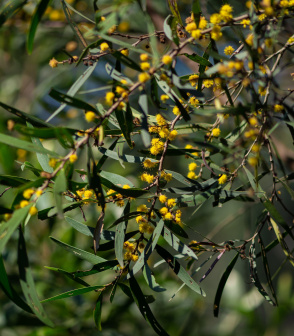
[98,147,149,164]
[143,263,166,292]
[0,175,30,187]
[173,94,190,121]
[213,253,239,317]
[50,237,107,264]
[14,124,77,139]
[249,239,275,305]
[167,0,183,27]
[27,0,51,54]
[129,276,169,336]
[53,169,67,217]
[181,53,212,67]
[0,256,32,314]
[41,285,104,303]
[138,92,151,147]
[156,245,205,297]
[115,108,133,148]
[115,202,130,267]
[162,227,198,260]
[0,0,28,27]
[111,51,142,72]
[18,229,54,326]
[243,166,264,194]
[46,63,98,122]
[71,260,119,278]
[175,187,218,208]
[192,0,201,25]
[49,88,100,115]
[117,283,134,300]
[197,42,211,91]
[38,202,82,220]
[127,220,164,279]
[75,39,104,67]
[105,63,133,84]
[163,15,179,46]
[93,292,103,331]
[0,205,31,254]
[263,199,294,240]
[0,133,60,157]
[44,266,90,287]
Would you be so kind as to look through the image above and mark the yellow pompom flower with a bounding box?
[138,72,150,83]
[20,200,29,208]
[85,111,96,122]
[23,189,34,200]
[274,104,283,112]
[219,4,233,22]
[185,22,197,32]
[189,74,199,87]
[248,156,258,167]
[210,13,221,25]
[156,114,167,126]
[159,207,168,215]
[187,171,196,179]
[245,34,253,46]
[218,174,227,184]
[191,29,201,40]
[35,189,43,197]
[168,130,178,141]
[131,254,139,262]
[211,25,222,40]
[118,21,129,32]
[121,48,129,56]
[160,94,169,103]
[69,154,78,163]
[161,171,172,182]
[140,62,151,71]
[29,206,38,216]
[162,55,173,65]
[140,53,149,61]
[143,159,158,169]
[212,128,221,137]
[189,96,199,107]
[105,91,115,105]
[83,190,93,199]
[137,204,148,212]
[164,212,173,220]
[203,79,214,88]
[252,144,261,153]
[249,117,258,126]
[224,46,235,55]
[167,199,176,208]
[49,58,59,68]
[173,106,180,115]
[198,17,207,29]
[188,162,197,171]
[158,195,167,203]
[241,19,251,28]
[140,173,155,184]
[100,42,110,52]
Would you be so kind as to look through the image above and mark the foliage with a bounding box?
[0,0,294,335]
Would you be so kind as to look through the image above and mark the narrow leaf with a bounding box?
[93,292,103,331]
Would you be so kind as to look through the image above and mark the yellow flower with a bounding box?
[49,158,57,168]
[164,212,173,220]
[140,62,151,71]
[137,204,148,212]
[121,48,129,56]
[189,74,199,87]
[159,195,167,203]
[69,154,78,163]
[20,200,29,208]
[274,104,283,112]
[85,111,96,122]
[116,200,125,207]
[162,55,173,65]
[210,13,221,25]
[140,53,149,61]
[185,22,197,32]
[249,117,258,126]
[83,190,93,199]
[198,17,207,29]
[105,91,115,105]
[219,4,233,22]
[160,94,169,103]
[173,106,180,115]
[248,156,258,167]
[118,21,129,32]
[29,206,38,216]
[138,72,150,83]
[124,251,133,260]
[168,130,177,141]
[189,96,199,106]
[156,114,167,126]
[187,171,196,179]
[131,254,139,262]
[124,241,136,252]
[241,19,251,28]
[136,215,146,224]
[100,42,110,52]
[211,25,222,40]
[258,86,267,96]
[191,29,201,40]
[287,37,294,44]
[167,199,176,208]
[245,34,253,46]
[140,173,154,184]
[252,144,260,153]
[224,46,235,55]
[161,171,172,182]
[23,189,34,199]
[188,162,197,171]
[49,58,59,68]
[218,174,227,184]
[212,128,221,137]
[159,207,168,215]
[203,79,214,88]
[35,189,43,197]
[159,127,169,139]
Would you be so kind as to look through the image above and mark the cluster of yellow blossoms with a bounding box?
[158,196,182,225]
[106,185,131,207]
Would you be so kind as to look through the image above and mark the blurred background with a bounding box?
[0,0,294,335]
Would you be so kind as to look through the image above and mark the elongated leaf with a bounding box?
[213,253,239,317]
[249,239,275,305]
[75,38,104,67]
[162,227,198,260]
[50,237,107,264]
[93,292,103,331]
[72,260,119,277]
[53,169,67,217]
[129,276,169,336]
[197,42,211,91]
[167,0,183,27]
[143,263,166,292]
[156,245,205,296]
[115,202,130,267]
[42,285,103,303]
[163,15,179,45]
[111,51,142,71]
[27,0,51,54]
[127,220,164,279]
[38,201,82,220]
[138,92,151,147]
[105,63,133,84]
[0,175,30,187]
[15,124,77,139]
[46,63,98,122]
[243,166,264,194]
[0,205,31,254]
[175,187,218,208]
[270,218,294,267]
[182,53,212,67]
[0,133,60,157]
[173,94,190,121]
[18,229,54,326]
[0,256,32,313]
[44,266,90,287]
[98,147,148,164]
[0,0,27,27]
[263,199,294,240]
[115,109,133,148]
[0,101,52,128]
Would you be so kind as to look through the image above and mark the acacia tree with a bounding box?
[0,0,294,334]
